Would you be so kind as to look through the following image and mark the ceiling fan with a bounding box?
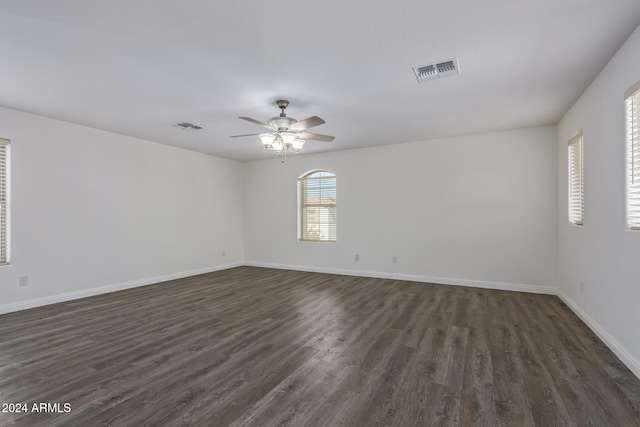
[230,100,335,157]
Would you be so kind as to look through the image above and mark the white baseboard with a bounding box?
[557,290,640,380]
[0,261,243,315]
[244,261,557,295]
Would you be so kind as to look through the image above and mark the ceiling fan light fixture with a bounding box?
[280,132,297,144]
[259,133,275,147]
[292,138,305,151]
[271,139,284,152]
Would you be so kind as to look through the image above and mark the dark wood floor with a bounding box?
[1,267,639,426]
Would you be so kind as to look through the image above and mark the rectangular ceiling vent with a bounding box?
[413,57,459,83]
[171,122,203,131]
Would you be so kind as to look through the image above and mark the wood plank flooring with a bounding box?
[1,266,639,426]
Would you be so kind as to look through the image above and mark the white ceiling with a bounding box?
[1,1,639,162]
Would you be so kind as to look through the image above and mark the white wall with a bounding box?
[557,24,640,377]
[0,107,244,313]
[244,126,558,293]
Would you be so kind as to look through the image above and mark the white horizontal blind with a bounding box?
[0,138,9,265]
[298,171,336,242]
[626,81,640,230]
[568,132,584,225]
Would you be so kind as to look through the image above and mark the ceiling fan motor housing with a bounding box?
[269,116,297,131]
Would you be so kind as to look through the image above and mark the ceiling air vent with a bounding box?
[413,57,459,83]
[171,122,203,131]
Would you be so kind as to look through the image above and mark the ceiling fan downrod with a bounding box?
[276,99,289,117]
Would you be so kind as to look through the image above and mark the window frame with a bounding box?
[297,170,336,243]
[0,138,9,265]
[568,131,584,226]
[625,81,640,231]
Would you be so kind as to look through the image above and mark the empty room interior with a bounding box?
[1,1,640,425]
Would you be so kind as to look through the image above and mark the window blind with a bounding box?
[298,171,336,242]
[0,138,9,265]
[626,81,640,230]
[568,131,584,225]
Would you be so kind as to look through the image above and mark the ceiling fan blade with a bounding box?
[229,133,259,138]
[290,116,325,131]
[239,116,271,128]
[299,131,335,142]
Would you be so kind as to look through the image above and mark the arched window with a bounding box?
[298,170,336,242]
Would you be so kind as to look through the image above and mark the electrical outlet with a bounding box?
[392,256,398,263]
[355,254,360,261]
[222,250,226,257]
[580,282,584,293]
[19,276,28,286]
